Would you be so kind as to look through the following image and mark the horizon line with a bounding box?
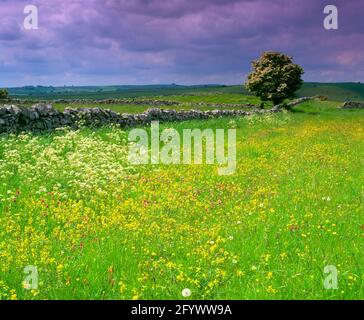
[3,81,364,90]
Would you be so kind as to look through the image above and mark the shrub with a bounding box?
[245,51,304,105]
[317,95,328,101]
[0,89,9,101]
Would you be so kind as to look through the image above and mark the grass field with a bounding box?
[5,82,364,102]
[49,94,267,113]
[0,99,364,300]
[51,94,265,114]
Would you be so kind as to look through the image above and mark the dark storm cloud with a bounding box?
[0,0,363,86]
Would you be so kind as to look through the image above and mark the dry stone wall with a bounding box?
[10,97,258,109]
[0,97,313,134]
[341,101,364,109]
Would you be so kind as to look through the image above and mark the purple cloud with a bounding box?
[0,0,363,86]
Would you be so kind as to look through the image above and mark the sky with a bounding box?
[0,0,363,87]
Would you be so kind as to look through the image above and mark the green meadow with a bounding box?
[1,97,363,300]
[7,82,364,101]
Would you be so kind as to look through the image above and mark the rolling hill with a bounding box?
[3,82,364,101]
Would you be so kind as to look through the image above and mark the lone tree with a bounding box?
[0,89,9,101]
[245,51,304,105]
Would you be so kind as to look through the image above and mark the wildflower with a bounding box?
[280,252,287,259]
[119,281,126,294]
[262,253,271,263]
[182,288,191,298]
[176,273,185,282]
[22,282,31,290]
[266,286,278,294]
[10,290,17,300]
[236,270,244,277]
[56,264,64,273]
